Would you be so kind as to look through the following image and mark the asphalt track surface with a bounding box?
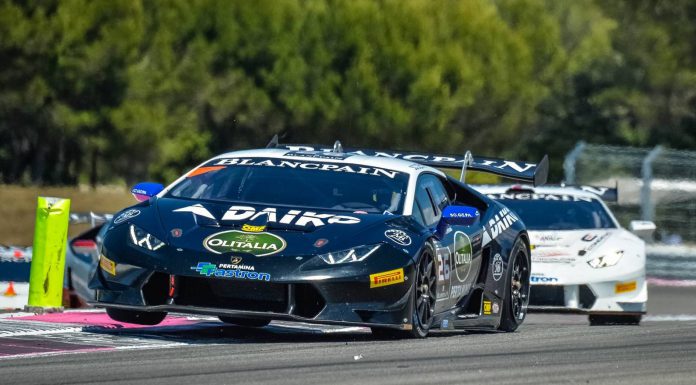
[0,286,694,385]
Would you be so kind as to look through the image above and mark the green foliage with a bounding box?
[0,0,694,186]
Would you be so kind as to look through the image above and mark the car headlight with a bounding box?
[129,225,165,251]
[317,244,381,265]
[587,250,624,268]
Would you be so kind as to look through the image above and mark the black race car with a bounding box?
[90,140,548,338]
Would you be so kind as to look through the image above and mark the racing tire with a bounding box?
[370,242,437,339]
[105,308,167,325]
[498,237,531,332]
[589,314,642,326]
[218,316,271,327]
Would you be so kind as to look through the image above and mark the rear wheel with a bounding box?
[218,316,271,327]
[371,243,437,339]
[106,308,167,325]
[499,237,530,332]
[589,314,642,326]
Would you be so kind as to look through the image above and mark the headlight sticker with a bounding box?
[130,225,165,251]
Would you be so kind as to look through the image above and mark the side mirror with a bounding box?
[441,205,480,227]
[629,220,656,241]
[131,182,164,202]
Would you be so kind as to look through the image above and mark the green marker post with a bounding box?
[25,197,71,313]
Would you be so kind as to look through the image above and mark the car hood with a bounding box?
[144,198,418,257]
[529,229,628,264]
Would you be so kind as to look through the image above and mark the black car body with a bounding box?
[90,142,547,337]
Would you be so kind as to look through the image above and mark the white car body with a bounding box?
[474,185,647,317]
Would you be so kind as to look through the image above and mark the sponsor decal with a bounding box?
[241,224,266,233]
[369,268,405,288]
[482,207,518,246]
[203,230,287,256]
[284,151,350,160]
[187,166,225,177]
[113,209,140,225]
[531,276,559,283]
[532,255,575,264]
[191,262,271,281]
[492,254,503,281]
[314,238,328,248]
[492,302,500,314]
[171,228,182,238]
[173,204,215,219]
[615,280,637,294]
[449,283,471,298]
[582,234,597,242]
[581,233,610,254]
[99,255,116,276]
[441,319,449,329]
[221,206,360,228]
[488,193,594,202]
[174,204,360,228]
[537,233,562,242]
[212,158,400,179]
[384,229,412,246]
[230,256,242,265]
[282,146,537,174]
[218,262,255,271]
[453,231,473,283]
[483,300,492,315]
[435,244,451,300]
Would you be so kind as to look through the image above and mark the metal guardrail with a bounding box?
[69,212,113,227]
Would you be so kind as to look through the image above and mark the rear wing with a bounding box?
[267,137,548,186]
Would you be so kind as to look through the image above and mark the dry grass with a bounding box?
[0,185,135,246]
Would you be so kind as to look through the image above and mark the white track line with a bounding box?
[644,314,696,322]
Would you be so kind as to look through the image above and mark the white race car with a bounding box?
[474,185,655,325]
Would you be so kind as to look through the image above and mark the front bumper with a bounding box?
[528,277,647,315]
[89,246,417,329]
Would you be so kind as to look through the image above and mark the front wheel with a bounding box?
[498,237,531,332]
[106,308,167,325]
[371,242,437,339]
[589,314,642,326]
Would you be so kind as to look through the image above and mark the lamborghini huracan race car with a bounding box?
[476,185,654,325]
[90,140,548,338]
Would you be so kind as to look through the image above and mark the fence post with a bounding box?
[563,141,586,184]
[641,146,663,222]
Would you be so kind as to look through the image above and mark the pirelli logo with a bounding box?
[370,268,405,288]
[100,255,116,276]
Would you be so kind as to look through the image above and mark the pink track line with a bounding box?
[12,312,197,329]
[647,277,696,287]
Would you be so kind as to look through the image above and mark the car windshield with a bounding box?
[166,157,409,214]
[493,195,616,230]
